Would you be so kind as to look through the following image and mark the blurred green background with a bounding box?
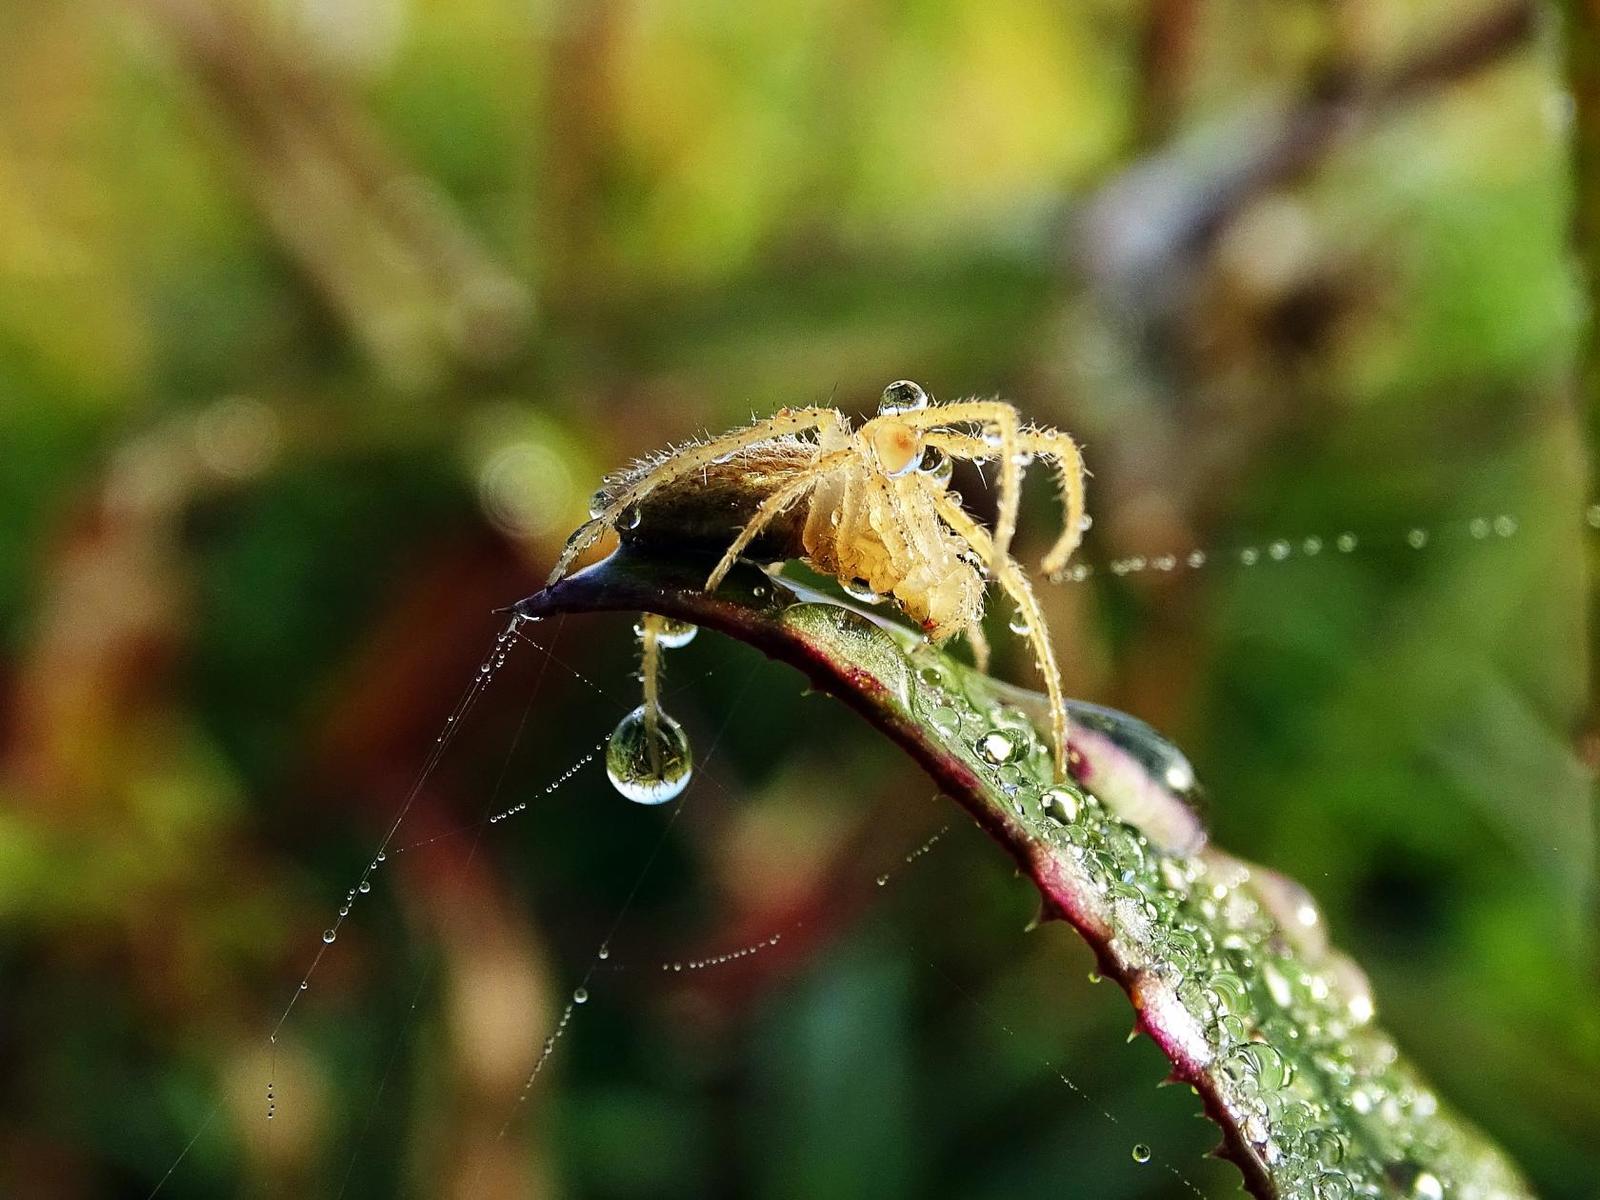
[1,0,1596,1196]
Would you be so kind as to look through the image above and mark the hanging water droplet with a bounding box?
[619,505,642,530]
[842,578,883,604]
[975,730,1017,764]
[1007,609,1030,635]
[879,379,929,415]
[1240,547,1260,566]
[1336,532,1358,552]
[1186,549,1206,568]
[376,851,386,863]
[573,987,589,1004]
[605,705,694,805]
[1302,536,1322,555]
[1131,1143,1151,1164]
[597,944,610,960]
[1268,540,1291,561]
[636,616,698,648]
[1407,528,1428,549]
[322,929,337,944]
[875,873,890,887]
[358,880,371,894]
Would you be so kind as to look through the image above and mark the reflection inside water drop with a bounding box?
[636,615,698,648]
[606,704,694,805]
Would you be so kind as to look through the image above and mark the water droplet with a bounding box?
[1302,536,1322,555]
[1041,787,1080,824]
[918,446,953,486]
[1336,532,1358,552]
[587,488,609,519]
[637,616,698,649]
[975,730,1017,764]
[1131,1143,1151,1164]
[1268,540,1291,561]
[376,851,386,863]
[879,379,929,415]
[1470,516,1491,538]
[875,873,890,887]
[1079,513,1094,532]
[1186,549,1206,568]
[1493,514,1517,537]
[358,880,371,894]
[841,577,883,604]
[322,929,337,944]
[573,987,589,1004]
[597,944,610,960]
[1240,547,1260,566]
[605,705,694,805]
[1087,969,1102,984]
[1007,609,1030,635]
[1406,528,1428,549]
[1412,1172,1443,1200]
[1587,503,1600,529]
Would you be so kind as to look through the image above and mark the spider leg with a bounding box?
[965,618,991,674]
[704,450,851,591]
[924,426,1088,580]
[549,407,850,583]
[924,483,1070,783]
[898,401,1024,564]
[638,614,665,775]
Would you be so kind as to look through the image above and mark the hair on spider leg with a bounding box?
[555,380,1089,786]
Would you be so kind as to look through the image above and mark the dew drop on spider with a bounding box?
[605,704,693,805]
[1007,609,1030,635]
[918,446,953,486]
[634,616,698,648]
[878,379,929,415]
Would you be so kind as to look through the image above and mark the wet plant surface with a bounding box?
[519,550,1536,1200]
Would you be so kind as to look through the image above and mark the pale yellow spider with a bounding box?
[549,381,1088,780]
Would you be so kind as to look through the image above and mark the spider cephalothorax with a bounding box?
[550,381,1087,780]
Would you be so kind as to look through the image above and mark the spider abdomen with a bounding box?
[599,440,816,562]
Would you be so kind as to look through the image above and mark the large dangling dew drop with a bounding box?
[605,704,693,805]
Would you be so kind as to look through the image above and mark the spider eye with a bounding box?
[879,379,929,415]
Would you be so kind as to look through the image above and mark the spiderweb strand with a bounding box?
[333,618,565,1198]
[1059,511,1521,582]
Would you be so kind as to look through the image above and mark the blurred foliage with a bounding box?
[0,0,1593,1197]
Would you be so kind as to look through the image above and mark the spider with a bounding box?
[549,381,1088,780]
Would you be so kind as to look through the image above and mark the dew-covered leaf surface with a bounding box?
[516,551,1536,1200]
